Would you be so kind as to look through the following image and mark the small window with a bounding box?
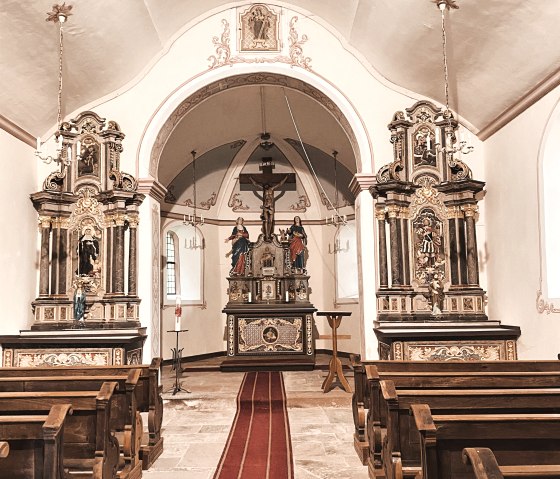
[166,231,178,296]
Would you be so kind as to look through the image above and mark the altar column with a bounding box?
[375,206,389,288]
[463,204,480,286]
[49,224,60,295]
[39,217,51,297]
[387,205,401,286]
[128,217,138,296]
[113,215,126,294]
[57,223,67,295]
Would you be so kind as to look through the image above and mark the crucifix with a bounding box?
[239,158,296,241]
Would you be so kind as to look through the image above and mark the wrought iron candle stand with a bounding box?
[167,329,191,395]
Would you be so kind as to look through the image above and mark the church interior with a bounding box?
[1,1,560,478]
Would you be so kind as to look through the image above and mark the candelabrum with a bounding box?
[35,135,71,166]
[325,212,347,227]
[434,121,474,173]
[328,238,350,255]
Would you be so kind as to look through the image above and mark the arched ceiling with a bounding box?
[1,0,559,138]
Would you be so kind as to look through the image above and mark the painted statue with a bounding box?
[225,217,250,276]
[288,216,307,272]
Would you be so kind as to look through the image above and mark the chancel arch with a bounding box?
[143,68,373,360]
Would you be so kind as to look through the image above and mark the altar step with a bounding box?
[220,355,315,372]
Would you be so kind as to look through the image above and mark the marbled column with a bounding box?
[106,223,113,294]
[113,216,126,294]
[39,218,51,296]
[457,217,468,285]
[376,208,388,288]
[57,226,67,295]
[401,218,410,285]
[463,205,480,286]
[388,206,401,286]
[448,217,460,285]
[50,225,59,296]
[128,218,138,296]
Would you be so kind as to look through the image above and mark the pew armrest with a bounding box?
[0,441,8,458]
[462,447,504,479]
[411,404,436,433]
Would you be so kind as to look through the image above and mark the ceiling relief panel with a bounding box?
[165,140,245,209]
[239,4,280,52]
[285,138,354,210]
[228,144,310,214]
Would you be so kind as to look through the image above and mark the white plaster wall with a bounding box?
[0,131,38,334]
[484,84,560,359]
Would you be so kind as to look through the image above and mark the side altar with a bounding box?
[1,111,147,366]
[371,101,520,361]
[221,159,316,371]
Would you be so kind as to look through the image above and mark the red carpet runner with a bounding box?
[214,371,294,479]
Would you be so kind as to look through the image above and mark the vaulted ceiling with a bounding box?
[1,0,559,140]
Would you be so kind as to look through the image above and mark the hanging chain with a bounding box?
[440,6,450,115]
[260,86,267,134]
[191,150,197,222]
[57,22,64,132]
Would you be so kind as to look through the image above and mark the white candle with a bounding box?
[176,295,181,307]
[175,315,181,332]
[285,290,290,302]
[435,128,440,144]
[248,292,252,303]
[426,134,431,150]
[36,137,41,152]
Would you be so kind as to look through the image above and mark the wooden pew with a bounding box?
[0,382,120,479]
[0,370,142,478]
[364,365,560,474]
[0,441,8,458]
[0,357,163,469]
[412,404,560,479]
[380,382,560,479]
[0,404,71,479]
[350,358,560,465]
[463,447,560,478]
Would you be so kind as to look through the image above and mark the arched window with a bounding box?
[335,221,359,302]
[164,223,204,304]
[538,101,560,312]
[166,231,179,296]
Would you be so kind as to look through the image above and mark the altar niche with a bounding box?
[221,158,316,371]
[371,101,519,361]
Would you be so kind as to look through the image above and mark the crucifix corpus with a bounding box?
[239,158,296,241]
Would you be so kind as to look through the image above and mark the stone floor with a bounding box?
[143,355,368,478]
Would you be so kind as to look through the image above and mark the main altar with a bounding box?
[221,159,316,371]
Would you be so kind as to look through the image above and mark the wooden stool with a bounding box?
[317,311,352,393]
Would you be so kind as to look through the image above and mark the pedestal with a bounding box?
[221,303,316,371]
[374,320,520,361]
[317,311,352,393]
[0,327,147,367]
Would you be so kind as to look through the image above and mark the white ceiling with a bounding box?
[1,0,560,139]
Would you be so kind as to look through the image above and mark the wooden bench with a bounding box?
[0,404,71,479]
[364,364,560,472]
[350,357,560,465]
[0,357,163,469]
[380,382,560,479]
[0,382,120,479]
[412,404,560,479]
[0,370,143,478]
[463,447,560,478]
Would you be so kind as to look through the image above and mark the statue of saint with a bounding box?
[428,273,445,315]
[77,227,99,276]
[288,216,307,272]
[225,217,250,276]
[73,285,86,321]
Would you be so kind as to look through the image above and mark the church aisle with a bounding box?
[143,356,367,478]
